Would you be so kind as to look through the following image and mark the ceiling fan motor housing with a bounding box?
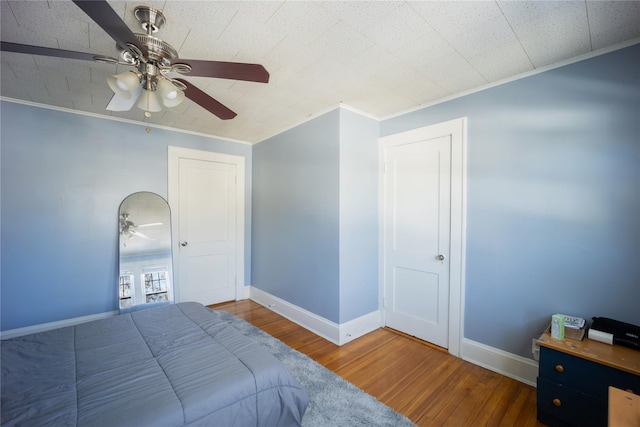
[131,6,176,65]
[135,33,178,66]
[119,6,184,92]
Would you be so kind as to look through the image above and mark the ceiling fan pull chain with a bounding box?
[145,111,152,133]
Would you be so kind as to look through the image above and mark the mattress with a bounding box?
[1,302,308,426]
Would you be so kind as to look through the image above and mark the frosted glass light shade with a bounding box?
[157,78,185,107]
[137,88,162,112]
[107,71,140,99]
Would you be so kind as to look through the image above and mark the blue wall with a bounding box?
[252,110,341,322]
[382,44,640,358]
[251,108,380,324]
[0,103,252,330]
[338,109,380,322]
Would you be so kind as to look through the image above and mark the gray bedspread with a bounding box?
[1,302,308,426]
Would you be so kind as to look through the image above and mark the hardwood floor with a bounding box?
[210,299,546,427]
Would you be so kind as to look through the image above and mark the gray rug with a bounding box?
[215,310,416,427]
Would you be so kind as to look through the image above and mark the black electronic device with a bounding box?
[591,317,640,350]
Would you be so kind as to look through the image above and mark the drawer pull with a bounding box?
[553,398,562,407]
[554,365,564,373]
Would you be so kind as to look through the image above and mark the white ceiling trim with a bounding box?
[254,102,380,145]
[381,37,640,121]
[0,96,253,146]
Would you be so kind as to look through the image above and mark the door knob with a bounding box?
[437,254,445,261]
[180,241,188,247]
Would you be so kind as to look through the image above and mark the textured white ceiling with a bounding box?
[1,0,639,143]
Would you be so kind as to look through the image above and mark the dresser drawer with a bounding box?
[537,377,606,427]
[539,347,640,399]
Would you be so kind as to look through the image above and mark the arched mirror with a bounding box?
[118,192,173,312]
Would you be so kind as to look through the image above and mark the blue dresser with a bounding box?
[537,332,640,427]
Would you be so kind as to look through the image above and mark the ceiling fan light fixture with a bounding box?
[157,77,185,107]
[107,71,141,99]
[137,87,162,112]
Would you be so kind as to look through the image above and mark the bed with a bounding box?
[1,302,308,426]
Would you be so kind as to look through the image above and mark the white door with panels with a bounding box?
[168,147,245,306]
[379,118,465,354]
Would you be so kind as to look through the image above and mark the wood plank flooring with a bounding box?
[211,299,545,427]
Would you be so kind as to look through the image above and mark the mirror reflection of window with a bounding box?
[119,272,134,309]
[118,192,173,313]
[143,269,171,303]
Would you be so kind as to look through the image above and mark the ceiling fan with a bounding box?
[119,213,161,242]
[0,0,269,120]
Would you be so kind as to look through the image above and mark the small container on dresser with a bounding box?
[536,331,640,427]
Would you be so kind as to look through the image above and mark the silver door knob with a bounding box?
[437,254,445,261]
[180,241,188,247]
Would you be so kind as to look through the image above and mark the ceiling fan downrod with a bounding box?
[135,6,166,34]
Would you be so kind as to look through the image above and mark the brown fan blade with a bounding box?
[72,0,147,56]
[172,60,269,83]
[1,42,102,62]
[175,79,237,120]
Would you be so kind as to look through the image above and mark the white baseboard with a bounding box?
[249,286,381,345]
[0,310,119,340]
[241,285,251,300]
[339,310,382,345]
[461,338,538,386]
[250,287,538,385]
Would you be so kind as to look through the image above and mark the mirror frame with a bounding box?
[118,191,174,313]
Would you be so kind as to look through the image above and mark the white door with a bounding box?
[380,118,466,353]
[168,147,245,306]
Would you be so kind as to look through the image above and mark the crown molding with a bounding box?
[254,103,381,145]
[382,38,640,121]
[0,97,252,146]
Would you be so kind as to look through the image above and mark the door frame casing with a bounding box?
[378,117,467,357]
[167,146,245,303]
